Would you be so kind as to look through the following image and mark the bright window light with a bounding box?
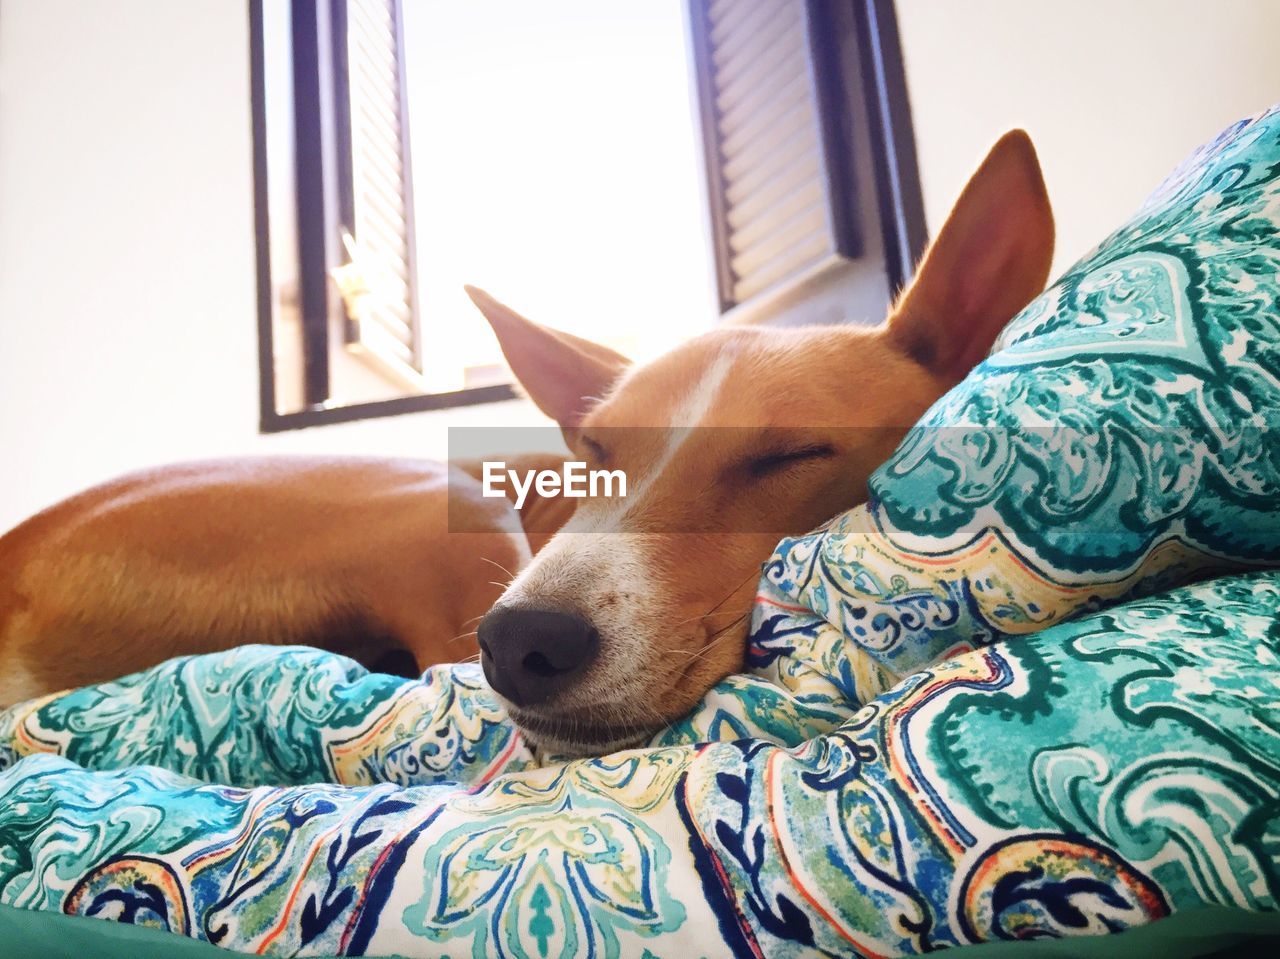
[402,0,718,393]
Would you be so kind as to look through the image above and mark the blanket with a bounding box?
[1,102,1279,957]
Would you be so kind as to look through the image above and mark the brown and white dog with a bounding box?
[0,131,1053,755]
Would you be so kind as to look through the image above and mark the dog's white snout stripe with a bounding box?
[498,350,739,710]
[618,351,735,521]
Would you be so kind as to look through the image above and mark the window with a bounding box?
[250,0,923,430]
[687,0,925,324]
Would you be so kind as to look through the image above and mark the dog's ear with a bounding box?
[886,129,1054,382]
[465,286,630,428]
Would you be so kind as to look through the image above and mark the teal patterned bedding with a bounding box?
[1,572,1278,956]
[1,106,1278,956]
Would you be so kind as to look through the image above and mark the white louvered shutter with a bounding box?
[337,0,422,384]
[688,0,860,316]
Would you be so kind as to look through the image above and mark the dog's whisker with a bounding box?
[707,610,751,642]
[447,629,478,644]
[669,607,748,630]
[634,700,676,742]
[677,611,752,669]
[669,568,761,632]
[478,556,517,581]
[677,642,728,668]
[616,685,682,745]
[707,569,760,613]
[678,645,721,666]
[660,568,757,635]
[691,615,745,654]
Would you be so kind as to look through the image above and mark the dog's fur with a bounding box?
[0,132,1053,755]
[0,454,577,704]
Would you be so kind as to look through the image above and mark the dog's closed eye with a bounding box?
[580,434,610,465]
[744,444,836,479]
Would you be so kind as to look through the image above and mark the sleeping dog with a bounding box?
[0,132,1053,755]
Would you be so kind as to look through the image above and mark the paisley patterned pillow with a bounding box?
[763,103,1280,692]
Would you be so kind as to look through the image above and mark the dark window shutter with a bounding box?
[686,0,925,324]
[331,0,422,385]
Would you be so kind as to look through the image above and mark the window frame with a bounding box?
[251,0,517,434]
[250,0,923,432]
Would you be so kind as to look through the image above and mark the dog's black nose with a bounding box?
[477,605,600,708]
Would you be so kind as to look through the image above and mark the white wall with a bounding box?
[3,0,1280,532]
[895,0,1280,277]
[0,0,540,532]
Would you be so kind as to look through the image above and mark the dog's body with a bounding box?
[0,454,573,704]
[0,132,1055,754]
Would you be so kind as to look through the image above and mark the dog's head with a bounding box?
[468,131,1054,755]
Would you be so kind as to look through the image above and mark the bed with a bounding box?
[1,104,1278,957]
